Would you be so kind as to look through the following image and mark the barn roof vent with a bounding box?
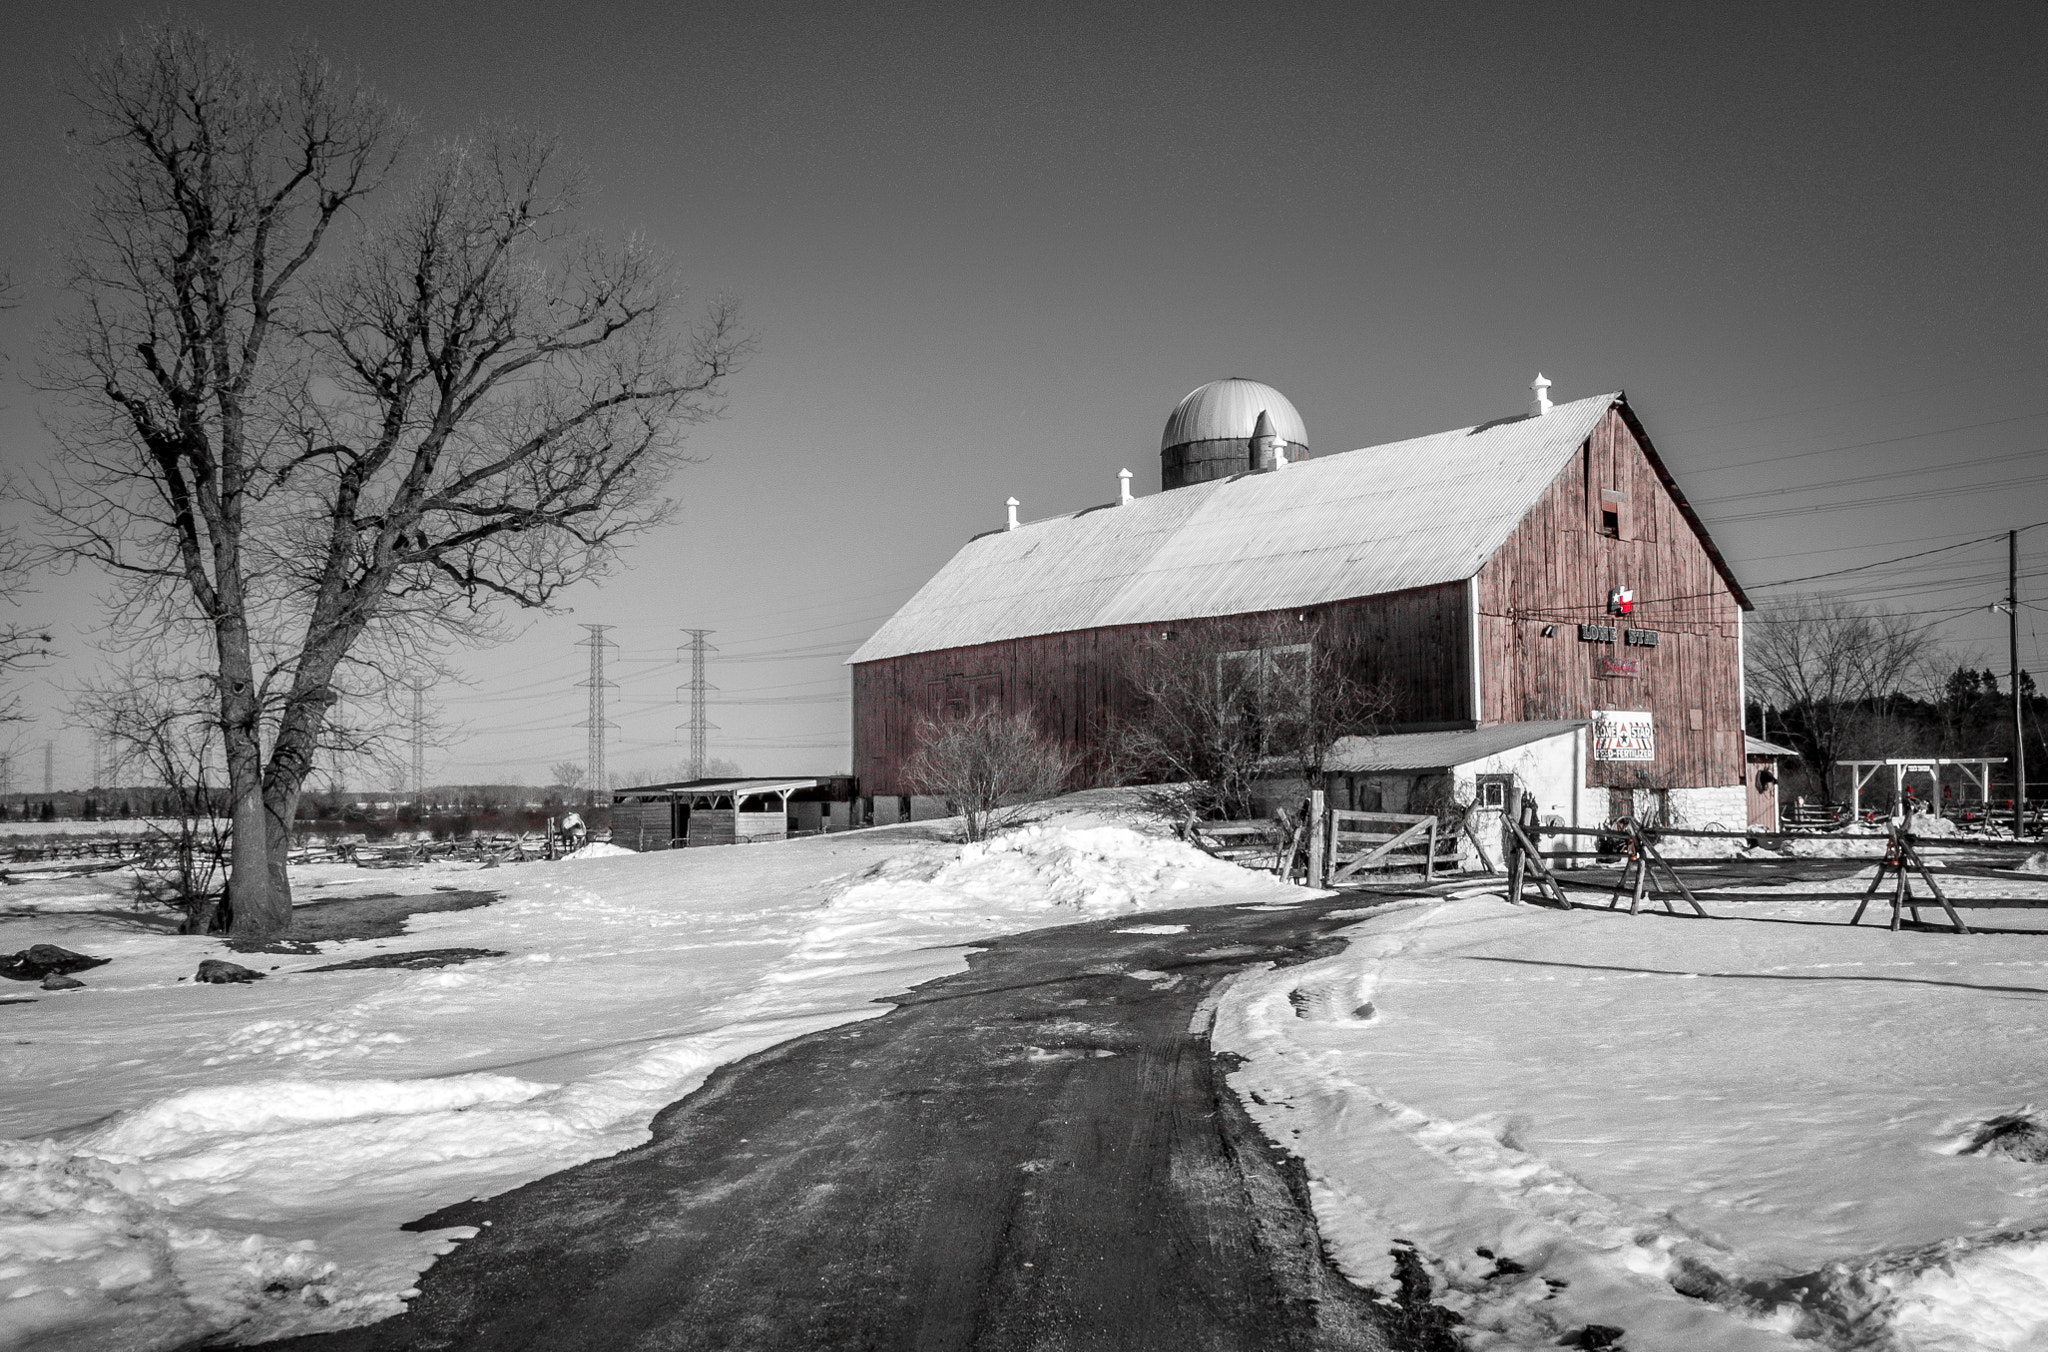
[1530,373,1553,417]
[1005,497,1020,531]
[1118,468,1133,505]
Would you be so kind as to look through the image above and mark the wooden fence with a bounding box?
[1502,793,2044,933]
[1182,793,1497,888]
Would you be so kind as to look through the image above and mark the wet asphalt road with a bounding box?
[257,892,1426,1352]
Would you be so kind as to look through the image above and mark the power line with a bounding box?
[1695,444,2048,507]
[1708,473,2048,525]
[1688,408,2048,476]
[1747,533,2009,590]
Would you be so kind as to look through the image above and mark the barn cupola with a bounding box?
[1160,378,1308,490]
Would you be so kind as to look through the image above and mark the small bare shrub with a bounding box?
[906,706,1075,842]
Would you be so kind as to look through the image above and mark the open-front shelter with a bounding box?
[1843,758,2006,819]
[610,777,859,849]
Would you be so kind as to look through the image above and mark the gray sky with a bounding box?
[2,0,2045,790]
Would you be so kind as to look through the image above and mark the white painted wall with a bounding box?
[1448,729,1585,871]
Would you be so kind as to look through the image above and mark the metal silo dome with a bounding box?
[1160,379,1309,490]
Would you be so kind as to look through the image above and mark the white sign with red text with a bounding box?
[1592,709,1655,762]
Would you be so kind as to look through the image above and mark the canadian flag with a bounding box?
[1608,586,1634,616]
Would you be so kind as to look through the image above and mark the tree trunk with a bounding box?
[222,677,290,938]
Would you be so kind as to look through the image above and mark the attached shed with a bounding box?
[1745,734,1799,831]
[609,777,860,849]
[1302,720,1590,869]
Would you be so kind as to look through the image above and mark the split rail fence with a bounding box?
[1185,788,2043,937]
[1502,793,2042,933]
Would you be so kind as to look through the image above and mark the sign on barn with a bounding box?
[1593,710,1656,761]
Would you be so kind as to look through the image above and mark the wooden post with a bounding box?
[1307,788,1326,888]
[1424,818,1438,881]
[1902,836,1969,934]
[1504,785,1526,904]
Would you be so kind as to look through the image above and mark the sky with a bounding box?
[1,0,2045,792]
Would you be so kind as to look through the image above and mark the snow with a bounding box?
[563,840,635,859]
[1215,875,2048,1351]
[0,798,1303,1349]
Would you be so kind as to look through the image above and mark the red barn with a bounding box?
[849,379,1754,830]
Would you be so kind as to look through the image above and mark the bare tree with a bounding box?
[906,705,1075,842]
[37,25,748,937]
[1746,594,1939,805]
[1106,615,1397,819]
[548,761,587,793]
[0,528,52,725]
[73,665,230,927]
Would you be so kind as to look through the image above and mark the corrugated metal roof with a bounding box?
[851,393,1619,664]
[1326,720,1586,772]
[613,778,820,798]
[1746,735,1799,758]
[1161,379,1308,450]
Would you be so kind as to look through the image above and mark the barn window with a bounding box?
[1217,643,1311,730]
[1598,489,1627,538]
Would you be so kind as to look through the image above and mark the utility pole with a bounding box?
[677,628,717,779]
[577,625,617,804]
[2013,529,2028,838]
[409,679,429,804]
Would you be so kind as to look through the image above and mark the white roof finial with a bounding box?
[1005,496,1020,531]
[1117,469,1133,505]
[1530,373,1553,417]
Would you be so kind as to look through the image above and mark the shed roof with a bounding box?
[852,392,1727,664]
[1325,720,1586,773]
[613,778,820,799]
[1745,735,1800,759]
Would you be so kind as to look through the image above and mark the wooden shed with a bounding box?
[610,777,859,849]
[849,382,1754,826]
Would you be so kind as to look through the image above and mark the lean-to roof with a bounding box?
[853,392,1651,664]
[1325,720,1587,773]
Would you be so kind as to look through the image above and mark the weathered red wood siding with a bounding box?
[852,583,1471,797]
[1475,407,1744,788]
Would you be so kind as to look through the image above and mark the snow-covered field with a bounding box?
[0,800,1300,1350]
[1218,870,2048,1351]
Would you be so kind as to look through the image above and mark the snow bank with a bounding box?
[0,815,1305,1349]
[1216,884,2048,1351]
[565,840,634,859]
[2019,851,2048,875]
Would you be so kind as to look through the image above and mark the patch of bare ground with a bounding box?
[233,890,497,953]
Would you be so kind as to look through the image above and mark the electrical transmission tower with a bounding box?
[577,625,617,800]
[0,752,12,799]
[43,740,53,794]
[677,629,718,779]
[409,679,430,803]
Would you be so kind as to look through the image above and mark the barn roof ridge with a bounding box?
[851,392,1630,664]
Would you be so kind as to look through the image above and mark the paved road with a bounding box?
[265,893,1446,1352]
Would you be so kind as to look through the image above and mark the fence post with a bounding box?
[1307,788,1326,888]
[1504,785,1526,904]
